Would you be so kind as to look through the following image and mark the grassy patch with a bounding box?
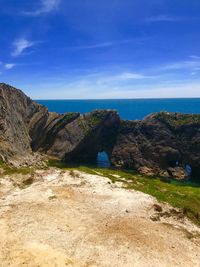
[48,159,200,225]
[0,160,34,175]
[47,159,69,169]
[155,112,200,129]
[89,114,102,126]
[88,110,111,127]
[54,112,79,130]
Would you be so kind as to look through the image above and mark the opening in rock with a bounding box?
[97,151,111,168]
[185,164,192,176]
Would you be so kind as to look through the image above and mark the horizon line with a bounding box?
[34,97,200,101]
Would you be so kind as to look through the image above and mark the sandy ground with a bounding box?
[0,168,199,267]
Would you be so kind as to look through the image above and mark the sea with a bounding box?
[37,98,200,120]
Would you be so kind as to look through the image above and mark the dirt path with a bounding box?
[0,168,199,267]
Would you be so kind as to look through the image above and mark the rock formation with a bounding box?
[111,113,200,179]
[0,83,120,166]
[34,109,120,162]
[0,83,41,163]
[0,83,200,180]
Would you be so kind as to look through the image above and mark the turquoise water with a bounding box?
[37,98,200,120]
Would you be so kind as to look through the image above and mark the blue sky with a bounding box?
[0,0,200,99]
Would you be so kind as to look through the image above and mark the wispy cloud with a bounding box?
[145,15,179,23]
[72,40,130,50]
[12,38,34,57]
[113,72,153,80]
[156,58,200,72]
[189,55,200,60]
[51,71,154,97]
[4,63,16,70]
[23,0,60,16]
[30,76,200,99]
[144,15,200,23]
[96,72,154,84]
[0,62,16,74]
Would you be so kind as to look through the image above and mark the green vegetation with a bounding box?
[88,110,110,127]
[48,159,200,225]
[88,114,102,126]
[62,112,78,122]
[0,160,34,175]
[55,112,78,129]
[89,116,101,126]
[47,159,67,168]
[156,112,200,129]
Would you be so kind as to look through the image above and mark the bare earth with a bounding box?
[0,168,199,267]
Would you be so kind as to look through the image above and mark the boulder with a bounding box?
[167,167,188,181]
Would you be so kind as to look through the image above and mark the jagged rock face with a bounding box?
[0,83,42,162]
[0,84,85,164]
[30,112,80,152]
[61,110,120,163]
[33,110,120,162]
[111,112,200,179]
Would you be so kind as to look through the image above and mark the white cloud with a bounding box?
[94,72,154,85]
[4,63,16,70]
[12,38,34,57]
[137,83,200,99]
[113,72,153,80]
[189,55,200,60]
[145,15,179,23]
[156,59,200,72]
[29,78,200,99]
[72,40,130,50]
[28,70,157,99]
[74,42,113,50]
[23,0,60,16]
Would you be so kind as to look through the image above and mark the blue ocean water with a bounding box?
[37,98,200,120]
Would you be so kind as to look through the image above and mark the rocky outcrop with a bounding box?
[61,110,120,163]
[0,83,41,163]
[0,83,79,165]
[33,109,120,162]
[1,83,200,180]
[111,112,200,179]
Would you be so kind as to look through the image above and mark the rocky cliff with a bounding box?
[111,112,200,179]
[0,83,42,163]
[0,83,200,180]
[0,83,120,166]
